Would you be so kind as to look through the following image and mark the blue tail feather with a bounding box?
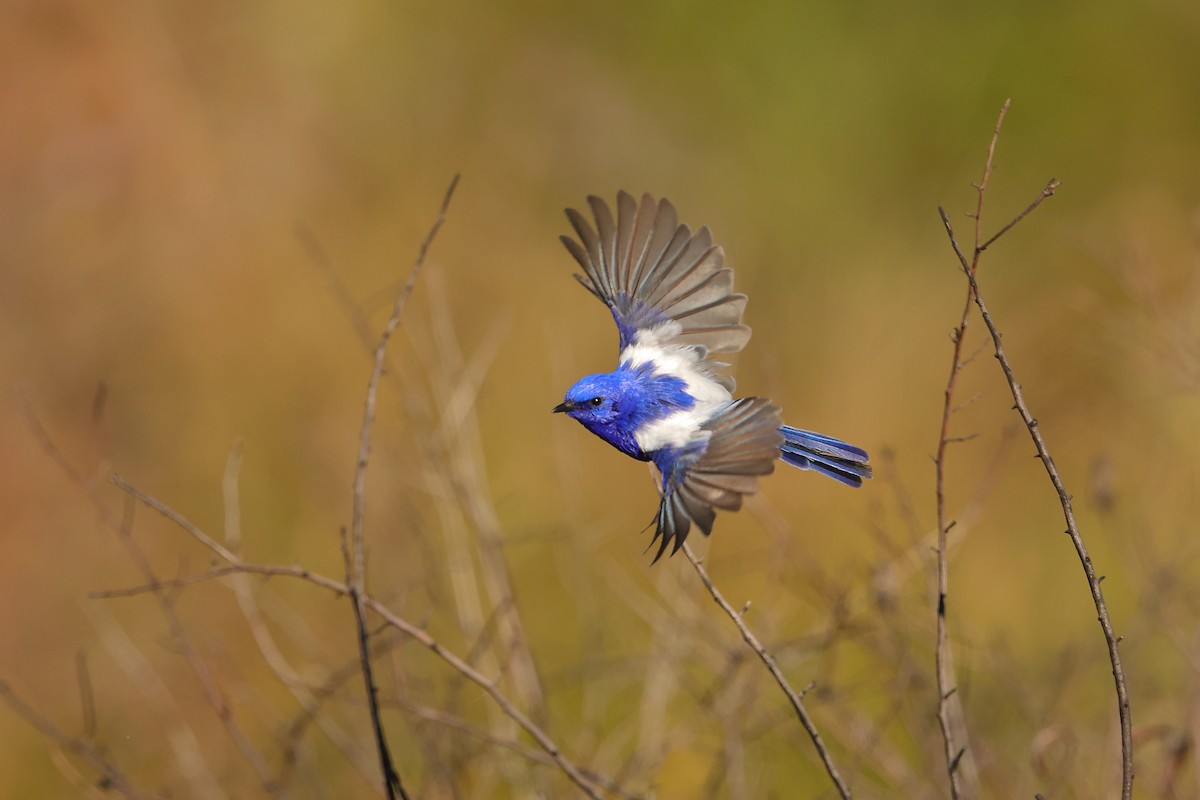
[779,426,872,487]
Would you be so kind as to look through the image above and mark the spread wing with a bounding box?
[560,192,752,361]
[650,398,783,562]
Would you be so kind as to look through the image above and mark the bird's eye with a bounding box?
[589,397,603,407]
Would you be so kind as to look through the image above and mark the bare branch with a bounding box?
[352,174,460,593]
[972,98,1010,250]
[930,99,1017,800]
[390,699,642,800]
[91,564,342,599]
[220,443,377,789]
[0,681,160,800]
[107,477,609,800]
[294,223,378,353]
[21,401,278,795]
[346,176,459,800]
[938,206,1135,800]
[75,650,97,742]
[680,543,851,800]
[978,179,1061,253]
[109,473,240,565]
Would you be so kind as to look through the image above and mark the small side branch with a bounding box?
[108,477,609,800]
[348,174,459,800]
[0,681,158,800]
[351,174,459,592]
[19,398,278,795]
[681,543,851,800]
[938,206,1134,800]
[931,99,1016,800]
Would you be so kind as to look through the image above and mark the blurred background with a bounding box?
[2,1,1199,797]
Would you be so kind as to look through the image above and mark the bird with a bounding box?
[553,192,872,562]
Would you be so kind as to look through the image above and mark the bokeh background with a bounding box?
[3,1,1200,797]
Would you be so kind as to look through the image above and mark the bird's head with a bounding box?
[553,372,645,457]
[554,373,623,425]
[554,365,695,459]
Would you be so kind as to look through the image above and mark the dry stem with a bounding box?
[935,101,1132,798]
[931,99,1014,800]
[347,174,459,800]
[937,203,1133,800]
[681,542,851,800]
[107,476,615,800]
[0,681,159,800]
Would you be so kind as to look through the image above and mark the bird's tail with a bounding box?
[779,426,872,487]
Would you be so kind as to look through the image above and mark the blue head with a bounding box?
[554,364,694,460]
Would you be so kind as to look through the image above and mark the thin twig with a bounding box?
[348,174,459,800]
[294,223,378,353]
[110,502,281,796]
[932,99,1014,800]
[85,600,226,797]
[75,650,97,741]
[352,174,460,593]
[108,473,240,566]
[91,564,341,599]
[390,699,644,800]
[220,443,377,789]
[938,204,1134,800]
[977,179,1061,253]
[108,477,609,800]
[19,398,278,795]
[0,681,159,800]
[680,542,851,800]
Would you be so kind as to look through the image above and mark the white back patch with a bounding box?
[623,324,733,453]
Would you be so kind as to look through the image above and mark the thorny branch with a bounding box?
[936,105,1132,799]
[681,542,852,800]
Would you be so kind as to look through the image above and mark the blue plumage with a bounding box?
[555,192,871,561]
[555,362,695,460]
[780,426,872,488]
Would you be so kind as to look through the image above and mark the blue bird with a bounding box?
[554,192,872,562]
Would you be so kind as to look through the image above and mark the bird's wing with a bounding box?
[650,398,782,562]
[560,192,752,359]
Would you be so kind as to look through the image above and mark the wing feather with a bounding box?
[648,398,783,562]
[562,192,753,358]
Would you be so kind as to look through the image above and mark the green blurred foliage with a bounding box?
[1,0,1199,797]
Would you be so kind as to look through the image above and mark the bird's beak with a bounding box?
[552,400,575,414]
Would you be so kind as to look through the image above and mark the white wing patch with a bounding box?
[624,323,733,453]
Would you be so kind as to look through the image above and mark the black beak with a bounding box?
[552,400,575,414]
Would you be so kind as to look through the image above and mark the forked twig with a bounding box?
[938,205,1133,800]
[18,396,279,795]
[681,542,851,800]
[936,105,1132,799]
[107,477,613,800]
[352,174,460,592]
[931,99,1015,800]
[221,444,378,788]
[0,681,158,800]
[348,174,459,800]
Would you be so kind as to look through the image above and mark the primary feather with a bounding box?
[560,191,751,391]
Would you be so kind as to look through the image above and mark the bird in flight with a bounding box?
[554,192,872,562]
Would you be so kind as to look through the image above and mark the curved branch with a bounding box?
[681,543,851,800]
[936,193,1133,800]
